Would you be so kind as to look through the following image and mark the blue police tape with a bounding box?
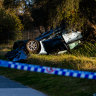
[0,59,96,79]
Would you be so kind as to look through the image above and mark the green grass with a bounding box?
[0,42,96,96]
[0,67,95,96]
[71,41,96,57]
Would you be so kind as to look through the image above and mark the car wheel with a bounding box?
[26,39,41,54]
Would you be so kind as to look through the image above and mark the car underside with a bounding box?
[5,27,83,61]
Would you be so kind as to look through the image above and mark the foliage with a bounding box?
[3,0,19,9]
[71,41,96,57]
[32,0,86,29]
[30,0,96,40]
[23,12,34,30]
[0,8,23,44]
[1,0,96,40]
[0,0,3,8]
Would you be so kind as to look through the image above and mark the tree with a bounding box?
[0,8,23,44]
[79,0,96,39]
[30,0,96,40]
[2,0,96,40]
[0,0,3,8]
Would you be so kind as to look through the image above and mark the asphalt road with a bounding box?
[0,76,47,96]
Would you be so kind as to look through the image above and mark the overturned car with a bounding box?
[5,27,82,61]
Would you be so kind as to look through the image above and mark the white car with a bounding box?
[5,27,82,61]
[25,28,82,54]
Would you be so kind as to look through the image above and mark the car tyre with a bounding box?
[26,39,41,54]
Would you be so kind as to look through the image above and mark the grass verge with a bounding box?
[0,43,96,96]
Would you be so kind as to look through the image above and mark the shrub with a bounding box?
[0,8,23,44]
[71,41,96,57]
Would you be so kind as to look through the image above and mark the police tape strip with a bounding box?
[0,59,96,79]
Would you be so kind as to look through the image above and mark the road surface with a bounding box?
[0,76,47,96]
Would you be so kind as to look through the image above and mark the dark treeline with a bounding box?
[0,0,96,43]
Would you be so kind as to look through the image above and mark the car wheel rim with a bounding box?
[27,41,38,51]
